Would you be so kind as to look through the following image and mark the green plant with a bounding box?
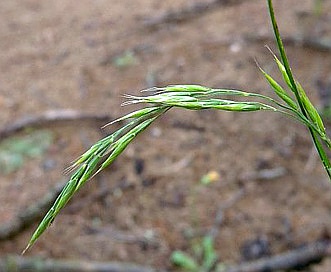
[0,130,54,174]
[22,0,331,253]
[171,235,219,272]
[171,175,221,272]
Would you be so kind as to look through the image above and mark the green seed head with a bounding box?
[297,82,326,135]
[260,67,297,110]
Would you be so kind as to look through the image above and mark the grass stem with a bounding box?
[267,0,331,179]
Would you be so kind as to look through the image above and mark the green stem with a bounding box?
[310,129,331,179]
[267,0,299,99]
[267,0,331,179]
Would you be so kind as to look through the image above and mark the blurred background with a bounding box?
[0,0,331,271]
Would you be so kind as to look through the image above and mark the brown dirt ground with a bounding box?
[1,0,331,271]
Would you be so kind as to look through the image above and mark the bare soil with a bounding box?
[1,0,331,271]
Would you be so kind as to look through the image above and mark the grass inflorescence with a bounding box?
[23,0,331,253]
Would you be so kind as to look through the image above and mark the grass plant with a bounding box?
[23,0,331,253]
[171,235,219,272]
[171,173,220,272]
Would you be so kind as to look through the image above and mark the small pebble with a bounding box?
[134,158,145,175]
[41,159,57,171]
[240,236,271,261]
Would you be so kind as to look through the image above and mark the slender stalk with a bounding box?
[267,0,298,97]
[310,130,331,179]
[267,0,331,179]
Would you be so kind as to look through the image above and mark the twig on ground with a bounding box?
[0,110,112,140]
[245,34,331,52]
[202,34,331,53]
[0,175,136,242]
[183,187,247,240]
[1,240,328,272]
[209,188,246,239]
[239,167,287,182]
[85,225,160,250]
[0,110,113,240]
[0,255,161,272]
[224,239,331,272]
[142,0,243,29]
[66,177,135,214]
[0,181,66,241]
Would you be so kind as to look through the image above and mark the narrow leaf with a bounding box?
[202,236,218,270]
[171,251,198,271]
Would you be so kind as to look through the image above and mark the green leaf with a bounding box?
[201,236,218,270]
[171,251,198,271]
